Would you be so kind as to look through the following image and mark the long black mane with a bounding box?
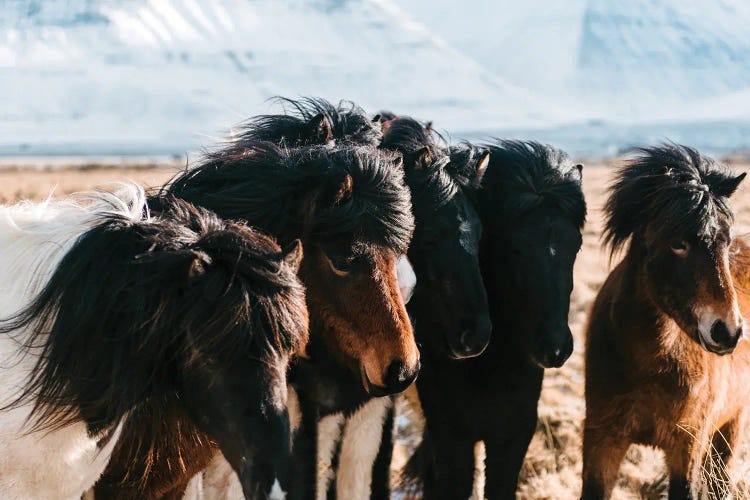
[160,141,413,252]
[233,97,382,147]
[380,117,484,213]
[604,144,744,256]
[2,197,306,436]
[480,140,586,228]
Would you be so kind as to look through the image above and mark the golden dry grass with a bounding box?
[3,160,750,499]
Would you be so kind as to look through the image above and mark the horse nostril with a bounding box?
[710,320,733,346]
[457,315,492,356]
[384,360,409,388]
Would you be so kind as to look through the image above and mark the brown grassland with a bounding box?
[2,160,750,499]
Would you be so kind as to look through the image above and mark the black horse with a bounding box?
[232,96,382,147]
[407,140,586,499]
[380,117,492,357]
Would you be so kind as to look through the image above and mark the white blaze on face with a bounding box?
[695,304,744,350]
[396,255,416,304]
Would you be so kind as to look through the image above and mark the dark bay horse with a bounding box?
[0,188,307,498]
[95,140,417,498]
[406,140,586,499]
[582,145,749,499]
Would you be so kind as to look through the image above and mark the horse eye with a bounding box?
[326,253,355,276]
[670,240,690,256]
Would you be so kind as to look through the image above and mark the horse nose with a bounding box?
[538,329,574,368]
[383,358,420,393]
[710,319,742,351]
[456,314,492,358]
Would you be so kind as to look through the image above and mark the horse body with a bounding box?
[584,257,750,499]
[582,145,748,499]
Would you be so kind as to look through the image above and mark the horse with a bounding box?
[95,139,418,498]
[231,97,382,148]
[582,144,750,499]
[380,117,491,358]
[0,186,308,499]
[405,140,586,499]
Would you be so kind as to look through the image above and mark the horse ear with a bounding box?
[372,114,382,123]
[425,122,433,133]
[571,163,583,181]
[717,172,747,198]
[405,146,432,170]
[333,173,353,205]
[305,112,333,144]
[282,239,303,274]
[476,149,490,184]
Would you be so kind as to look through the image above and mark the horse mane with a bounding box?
[603,143,744,256]
[0,195,306,437]
[233,97,382,147]
[481,140,586,228]
[380,117,481,211]
[161,141,413,253]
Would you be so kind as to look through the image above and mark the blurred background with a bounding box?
[2,0,750,160]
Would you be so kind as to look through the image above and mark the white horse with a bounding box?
[0,186,308,499]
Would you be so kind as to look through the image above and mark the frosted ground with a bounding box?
[2,0,750,157]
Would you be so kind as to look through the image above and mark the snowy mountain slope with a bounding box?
[400,0,750,122]
[0,0,575,155]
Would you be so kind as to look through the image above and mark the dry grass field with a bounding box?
[3,160,750,499]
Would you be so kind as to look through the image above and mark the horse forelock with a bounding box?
[164,142,414,255]
[604,144,737,257]
[481,140,586,228]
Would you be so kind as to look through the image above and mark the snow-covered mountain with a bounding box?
[400,0,750,122]
[0,0,573,155]
[3,0,750,156]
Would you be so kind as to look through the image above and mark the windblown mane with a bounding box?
[161,141,414,252]
[380,117,483,213]
[603,144,742,256]
[0,193,306,436]
[481,140,586,228]
[233,97,381,147]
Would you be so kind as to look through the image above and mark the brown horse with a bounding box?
[582,144,749,499]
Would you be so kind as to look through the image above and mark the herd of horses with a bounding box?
[0,97,748,500]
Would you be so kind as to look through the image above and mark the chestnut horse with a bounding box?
[95,140,417,498]
[582,144,749,499]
